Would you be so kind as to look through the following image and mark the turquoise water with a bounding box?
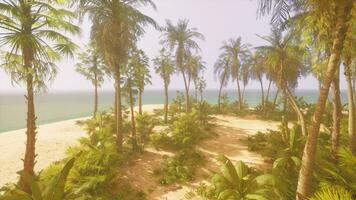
[0,89,347,133]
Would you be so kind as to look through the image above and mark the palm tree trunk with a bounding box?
[218,83,223,112]
[129,83,137,152]
[115,72,123,152]
[139,90,143,115]
[331,69,342,161]
[19,43,37,193]
[272,89,279,109]
[164,83,169,123]
[284,86,308,137]
[94,80,98,117]
[258,76,265,106]
[237,79,243,110]
[182,71,190,113]
[265,79,272,103]
[20,74,37,193]
[344,57,356,154]
[296,2,353,199]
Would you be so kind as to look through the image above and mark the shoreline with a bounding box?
[0,104,163,187]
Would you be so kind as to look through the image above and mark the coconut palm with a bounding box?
[76,0,158,152]
[214,54,231,112]
[256,28,308,137]
[161,19,205,112]
[220,37,249,110]
[75,42,107,116]
[153,48,175,123]
[0,0,79,192]
[258,0,355,199]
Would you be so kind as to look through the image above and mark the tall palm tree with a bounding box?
[161,19,205,112]
[214,54,231,112]
[257,28,308,137]
[249,50,266,107]
[186,54,205,100]
[0,0,79,192]
[76,0,158,152]
[75,42,107,116]
[258,0,355,199]
[153,48,175,123]
[132,49,151,115]
[220,37,249,110]
[123,60,139,152]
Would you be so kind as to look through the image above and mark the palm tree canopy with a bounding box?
[75,0,159,71]
[153,48,175,86]
[161,19,205,70]
[0,0,80,92]
[75,43,107,87]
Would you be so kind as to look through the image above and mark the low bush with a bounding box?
[154,149,205,185]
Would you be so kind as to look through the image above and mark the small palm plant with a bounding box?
[309,187,353,200]
[201,155,276,200]
[2,158,75,200]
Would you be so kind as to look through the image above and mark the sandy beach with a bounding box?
[0,104,163,187]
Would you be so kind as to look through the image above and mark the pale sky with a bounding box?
[0,0,346,93]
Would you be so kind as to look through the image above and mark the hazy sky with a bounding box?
[0,0,346,93]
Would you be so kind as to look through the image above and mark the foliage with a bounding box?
[154,149,205,185]
[195,156,276,200]
[0,158,75,200]
[309,186,353,200]
[136,112,156,146]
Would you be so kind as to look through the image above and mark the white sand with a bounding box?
[0,104,163,187]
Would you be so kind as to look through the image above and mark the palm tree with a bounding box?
[220,37,249,110]
[75,42,107,116]
[76,0,158,152]
[132,49,151,115]
[257,28,308,137]
[123,63,139,152]
[161,19,205,112]
[249,50,266,107]
[214,54,231,112]
[196,76,206,102]
[0,0,79,192]
[258,0,355,199]
[186,54,205,100]
[153,48,175,123]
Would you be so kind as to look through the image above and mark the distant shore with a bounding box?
[0,104,163,187]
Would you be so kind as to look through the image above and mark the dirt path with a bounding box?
[121,115,279,200]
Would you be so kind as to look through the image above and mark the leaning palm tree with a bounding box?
[161,19,205,112]
[0,0,79,192]
[257,28,308,137]
[76,0,158,152]
[214,54,231,112]
[153,48,175,123]
[258,0,355,199]
[75,42,107,116]
[220,37,249,110]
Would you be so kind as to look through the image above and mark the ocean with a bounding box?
[0,89,348,133]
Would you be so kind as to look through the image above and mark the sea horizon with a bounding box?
[0,89,348,133]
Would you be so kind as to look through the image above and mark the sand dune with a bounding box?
[0,104,163,187]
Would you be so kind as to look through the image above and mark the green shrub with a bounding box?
[154,149,205,185]
[136,112,156,146]
[195,155,277,200]
[0,158,75,200]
